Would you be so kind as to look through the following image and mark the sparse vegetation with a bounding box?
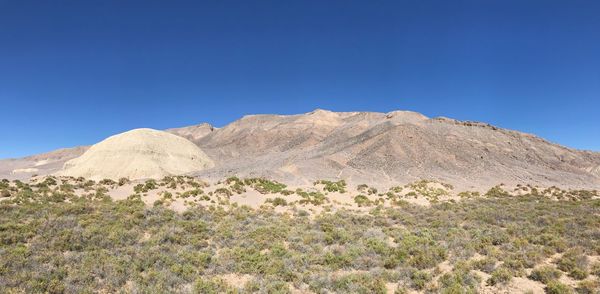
[487,267,513,285]
[266,197,287,206]
[315,179,347,193]
[529,266,562,284]
[545,280,573,294]
[0,177,599,293]
[354,194,372,207]
[557,248,589,280]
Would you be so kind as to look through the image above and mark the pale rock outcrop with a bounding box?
[56,128,213,180]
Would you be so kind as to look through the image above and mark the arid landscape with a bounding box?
[1,110,599,293]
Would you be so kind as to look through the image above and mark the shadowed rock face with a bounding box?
[2,109,600,189]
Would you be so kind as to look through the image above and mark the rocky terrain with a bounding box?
[2,109,599,190]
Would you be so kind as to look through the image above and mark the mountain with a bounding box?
[2,109,599,190]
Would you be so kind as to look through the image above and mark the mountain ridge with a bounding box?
[2,109,599,190]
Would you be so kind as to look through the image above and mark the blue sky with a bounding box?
[1,0,599,158]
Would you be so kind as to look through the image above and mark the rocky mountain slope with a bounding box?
[2,109,600,189]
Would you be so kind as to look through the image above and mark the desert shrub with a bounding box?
[545,280,573,294]
[81,179,96,190]
[133,180,158,193]
[225,177,246,194]
[280,189,294,196]
[144,179,157,189]
[471,257,496,273]
[557,248,588,279]
[458,191,480,199]
[576,279,599,294]
[133,184,145,193]
[1,182,598,293]
[214,188,233,197]
[438,267,480,293]
[267,197,287,206]
[569,268,588,280]
[180,189,203,198]
[487,267,513,285]
[529,266,562,284]
[328,273,387,294]
[357,184,369,192]
[404,180,452,201]
[297,190,328,205]
[314,180,347,193]
[243,178,287,194]
[354,195,372,207]
[193,277,232,294]
[389,186,403,193]
[230,182,246,194]
[118,177,129,186]
[485,185,511,198]
[161,191,173,200]
[99,178,116,186]
[255,180,286,194]
[531,233,568,253]
[225,176,242,185]
[390,233,447,270]
[410,270,431,290]
[42,177,58,186]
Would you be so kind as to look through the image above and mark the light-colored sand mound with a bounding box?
[56,128,214,180]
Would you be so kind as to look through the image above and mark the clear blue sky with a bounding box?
[1,0,599,158]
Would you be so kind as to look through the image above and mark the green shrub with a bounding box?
[245,178,287,194]
[193,277,232,294]
[180,189,203,198]
[438,268,480,293]
[329,273,386,294]
[545,280,573,294]
[99,178,116,186]
[354,195,371,207]
[485,186,511,197]
[576,279,599,294]
[356,184,369,192]
[118,177,129,186]
[267,197,287,206]
[133,180,158,193]
[487,267,513,285]
[557,248,588,279]
[410,270,431,290]
[458,191,480,198]
[314,180,347,193]
[569,268,588,280]
[471,257,496,273]
[297,190,328,205]
[529,266,562,284]
[214,188,233,197]
[388,186,403,193]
